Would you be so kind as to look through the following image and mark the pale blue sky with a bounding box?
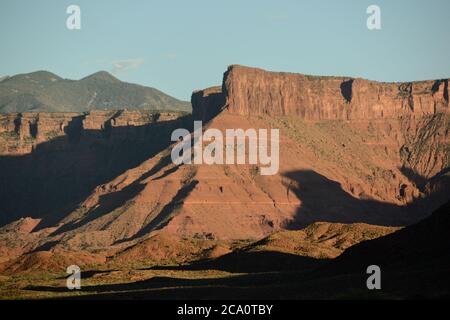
[1,0,449,100]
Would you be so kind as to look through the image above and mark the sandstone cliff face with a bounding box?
[218,65,449,120]
[191,86,225,122]
[0,110,188,226]
[193,65,450,179]
[0,110,181,154]
[1,66,449,274]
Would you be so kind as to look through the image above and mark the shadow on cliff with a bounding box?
[48,87,227,239]
[282,170,421,228]
[0,114,193,229]
[400,166,450,192]
[317,200,450,277]
[118,179,199,243]
[24,202,450,299]
[397,166,450,218]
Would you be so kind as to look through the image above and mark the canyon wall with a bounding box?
[192,65,450,180]
[191,86,225,122]
[0,110,181,155]
[193,65,449,121]
[0,67,449,271]
[0,110,189,226]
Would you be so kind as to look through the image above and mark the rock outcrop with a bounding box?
[203,65,449,120]
[0,110,189,226]
[193,65,450,180]
[191,86,225,122]
[0,110,182,154]
[0,66,449,274]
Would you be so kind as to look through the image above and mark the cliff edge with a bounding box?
[193,65,449,120]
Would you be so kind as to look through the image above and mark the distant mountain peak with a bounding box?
[27,70,61,80]
[8,71,62,83]
[0,70,191,113]
[82,71,120,83]
[28,70,59,77]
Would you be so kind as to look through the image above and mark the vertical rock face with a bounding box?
[1,66,449,275]
[191,65,450,180]
[191,86,225,122]
[209,65,449,120]
[0,110,188,226]
[0,110,182,154]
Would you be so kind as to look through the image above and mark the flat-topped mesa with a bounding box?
[193,65,449,120]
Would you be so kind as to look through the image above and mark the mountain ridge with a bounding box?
[0,70,191,113]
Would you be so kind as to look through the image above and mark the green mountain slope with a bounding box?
[0,71,191,113]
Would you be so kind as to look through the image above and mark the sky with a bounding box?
[0,0,449,100]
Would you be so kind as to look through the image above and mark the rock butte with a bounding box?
[194,64,449,120]
[0,65,449,273]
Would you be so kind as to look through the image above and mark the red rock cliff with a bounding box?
[0,110,180,154]
[193,65,449,120]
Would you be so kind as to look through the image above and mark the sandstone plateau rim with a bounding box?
[224,64,450,86]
